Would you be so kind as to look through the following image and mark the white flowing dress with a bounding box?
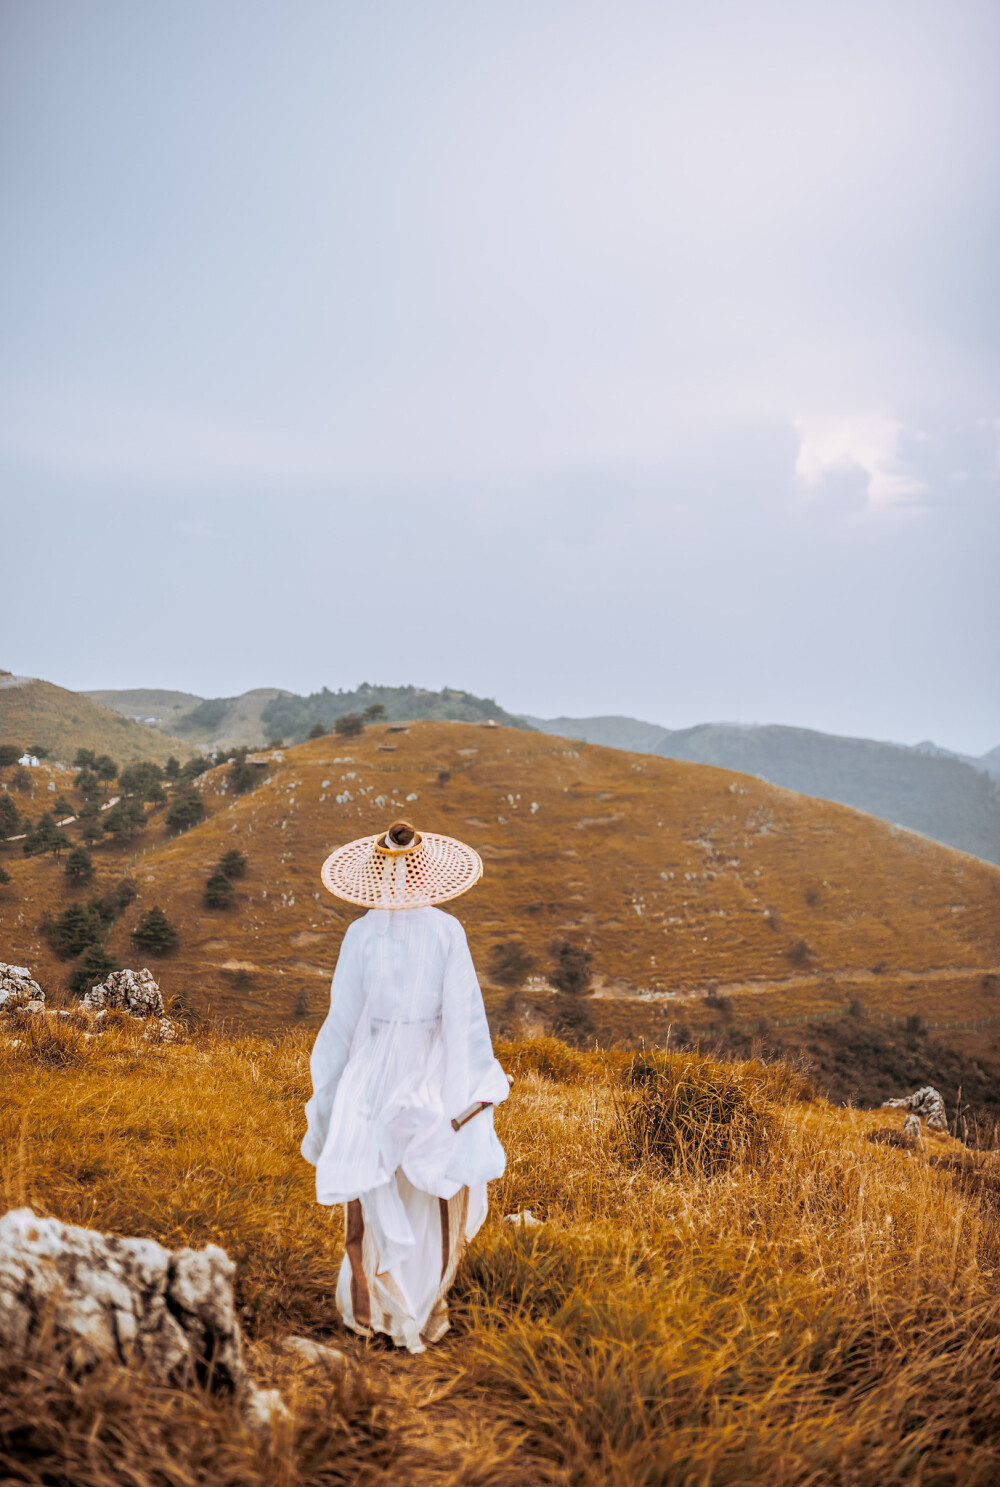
[301,906,509,1352]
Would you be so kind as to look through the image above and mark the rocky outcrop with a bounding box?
[882,1086,948,1132]
[0,964,45,1015]
[0,1207,284,1427]
[82,968,164,1019]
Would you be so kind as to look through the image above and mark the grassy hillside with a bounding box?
[0,672,186,767]
[89,682,532,750]
[2,1019,999,1484]
[84,687,204,730]
[2,722,998,1111]
[532,714,1000,865]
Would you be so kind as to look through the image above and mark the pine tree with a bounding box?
[94,755,118,791]
[164,756,181,779]
[27,745,50,760]
[74,748,97,769]
[218,849,247,881]
[0,744,21,770]
[131,905,179,954]
[69,943,121,998]
[334,712,364,738]
[64,845,94,883]
[22,812,64,858]
[52,794,74,818]
[204,868,235,909]
[307,722,327,739]
[229,749,260,795]
[44,902,103,958]
[0,795,19,839]
[102,799,146,844]
[166,789,205,832]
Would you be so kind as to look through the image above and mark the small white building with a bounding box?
[17,754,39,768]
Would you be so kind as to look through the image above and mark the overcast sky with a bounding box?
[2,0,998,753]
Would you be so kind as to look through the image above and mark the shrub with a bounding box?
[64,845,94,883]
[90,878,138,927]
[52,794,74,817]
[549,939,592,996]
[615,1051,778,1175]
[28,744,50,760]
[551,991,595,1042]
[307,722,327,739]
[488,941,535,987]
[334,712,364,738]
[131,906,179,954]
[164,756,181,779]
[73,748,97,769]
[0,743,21,769]
[787,938,812,968]
[0,864,11,887]
[12,767,33,794]
[166,789,205,833]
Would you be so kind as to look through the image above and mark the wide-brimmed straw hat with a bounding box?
[320,819,483,910]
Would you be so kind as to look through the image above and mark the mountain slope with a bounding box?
[90,682,532,750]
[0,672,186,766]
[529,715,1000,865]
[4,723,998,1044]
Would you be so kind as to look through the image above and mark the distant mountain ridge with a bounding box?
[524,715,1000,865]
[88,682,531,752]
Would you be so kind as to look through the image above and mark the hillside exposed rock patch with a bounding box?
[882,1085,948,1132]
[0,964,45,1014]
[0,1207,284,1427]
[82,967,164,1019]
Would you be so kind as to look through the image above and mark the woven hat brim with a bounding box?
[320,831,483,909]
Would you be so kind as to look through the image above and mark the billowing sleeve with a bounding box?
[440,917,510,1116]
[300,921,366,1166]
[438,916,510,1193]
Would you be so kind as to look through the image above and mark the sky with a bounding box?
[1,0,998,754]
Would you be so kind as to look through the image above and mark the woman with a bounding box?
[301,819,510,1353]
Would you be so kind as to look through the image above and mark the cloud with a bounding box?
[794,414,927,508]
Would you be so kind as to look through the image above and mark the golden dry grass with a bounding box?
[3,1016,1000,1484]
[0,679,185,767]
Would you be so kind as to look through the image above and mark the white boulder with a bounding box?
[82,968,164,1019]
[882,1085,948,1132]
[0,964,45,1014]
[0,1207,280,1425]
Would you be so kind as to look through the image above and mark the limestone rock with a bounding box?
[0,964,45,1014]
[82,968,164,1019]
[281,1335,347,1369]
[142,1016,182,1044]
[0,1207,280,1426]
[503,1208,544,1228]
[882,1086,948,1132]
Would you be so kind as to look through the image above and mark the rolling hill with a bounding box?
[88,682,532,750]
[527,715,1000,865]
[3,721,998,1109]
[0,671,186,767]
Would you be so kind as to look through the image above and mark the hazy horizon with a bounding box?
[3,2,998,754]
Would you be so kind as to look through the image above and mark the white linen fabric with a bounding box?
[301,905,509,1350]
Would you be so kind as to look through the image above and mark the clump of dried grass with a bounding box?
[2,1028,1000,1484]
[614,1048,780,1174]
